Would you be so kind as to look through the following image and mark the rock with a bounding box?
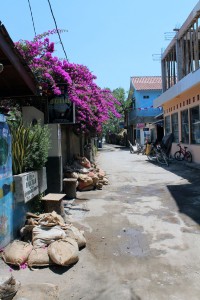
[0,275,20,300]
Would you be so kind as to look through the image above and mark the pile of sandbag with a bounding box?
[2,211,86,269]
[64,155,109,191]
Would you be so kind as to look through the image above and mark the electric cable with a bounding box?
[47,0,68,61]
[28,0,37,36]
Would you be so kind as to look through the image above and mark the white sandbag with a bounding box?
[28,247,53,267]
[65,225,86,248]
[2,240,33,266]
[32,225,66,248]
[48,238,79,266]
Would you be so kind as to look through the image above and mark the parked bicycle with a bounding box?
[147,142,169,166]
[174,141,192,162]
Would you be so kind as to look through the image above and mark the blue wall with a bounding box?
[130,89,162,119]
[0,115,14,248]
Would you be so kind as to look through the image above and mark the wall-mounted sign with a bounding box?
[49,97,75,124]
[143,127,149,132]
[14,171,39,203]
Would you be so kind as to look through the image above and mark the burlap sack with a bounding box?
[97,169,105,179]
[79,157,91,168]
[37,211,65,227]
[78,175,93,190]
[48,238,79,266]
[65,225,86,249]
[32,225,66,248]
[2,240,33,266]
[88,172,99,185]
[28,247,53,267]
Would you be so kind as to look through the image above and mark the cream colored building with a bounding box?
[154,1,200,163]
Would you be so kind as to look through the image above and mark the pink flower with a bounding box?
[15,30,120,133]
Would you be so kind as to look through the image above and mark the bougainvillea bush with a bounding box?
[15,30,120,133]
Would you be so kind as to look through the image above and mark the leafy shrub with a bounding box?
[8,118,50,175]
[24,122,51,171]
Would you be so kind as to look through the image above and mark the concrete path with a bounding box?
[1,143,200,300]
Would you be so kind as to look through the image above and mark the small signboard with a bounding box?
[14,171,39,203]
[49,97,75,124]
[137,123,145,128]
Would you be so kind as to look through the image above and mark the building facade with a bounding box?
[154,1,200,163]
[127,76,163,145]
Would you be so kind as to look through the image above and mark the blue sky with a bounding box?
[0,0,198,93]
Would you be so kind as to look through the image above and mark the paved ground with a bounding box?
[1,143,200,300]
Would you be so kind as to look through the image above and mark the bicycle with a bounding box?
[174,141,192,162]
[147,143,169,166]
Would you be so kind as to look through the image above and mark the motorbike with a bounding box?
[128,140,145,155]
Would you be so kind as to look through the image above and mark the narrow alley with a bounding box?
[2,144,200,300]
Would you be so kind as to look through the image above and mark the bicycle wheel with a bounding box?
[185,151,192,162]
[157,151,169,166]
[174,151,184,161]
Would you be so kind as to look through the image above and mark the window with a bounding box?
[165,115,171,135]
[181,109,189,143]
[143,95,149,99]
[171,113,179,142]
[190,106,200,144]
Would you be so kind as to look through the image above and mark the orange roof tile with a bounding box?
[131,76,162,90]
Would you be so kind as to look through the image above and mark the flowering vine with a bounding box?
[15,30,120,133]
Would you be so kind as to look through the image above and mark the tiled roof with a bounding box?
[131,76,162,90]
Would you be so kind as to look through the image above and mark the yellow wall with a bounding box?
[163,85,200,163]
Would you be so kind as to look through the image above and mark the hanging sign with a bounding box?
[49,97,75,124]
[137,123,145,128]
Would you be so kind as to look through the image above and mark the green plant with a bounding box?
[9,119,37,175]
[8,118,51,175]
[24,122,51,171]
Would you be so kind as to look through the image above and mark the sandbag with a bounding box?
[97,169,106,179]
[102,178,109,185]
[32,225,66,248]
[88,172,99,185]
[48,238,79,266]
[38,211,65,227]
[78,175,93,190]
[65,225,86,248]
[26,217,39,226]
[2,240,33,266]
[79,157,91,169]
[28,247,53,268]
